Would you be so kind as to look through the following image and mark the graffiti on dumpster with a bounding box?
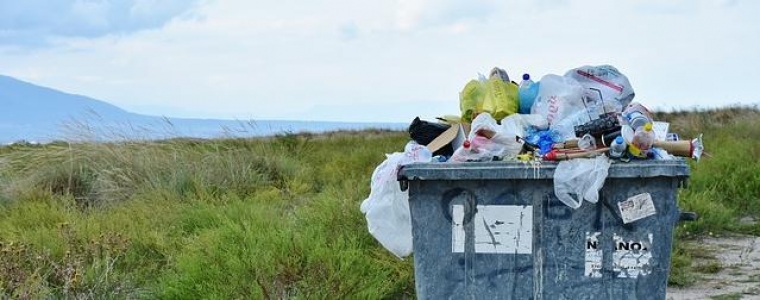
[584,232,655,278]
[585,232,603,278]
[613,233,654,278]
[452,205,533,254]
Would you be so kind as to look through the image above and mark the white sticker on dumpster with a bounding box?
[613,233,654,278]
[452,205,466,253]
[619,193,656,224]
[585,232,603,278]
[452,205,532,254]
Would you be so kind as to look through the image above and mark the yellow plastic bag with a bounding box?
[459,79,485,123]
[459,77,519,123]
[482,78,519,121]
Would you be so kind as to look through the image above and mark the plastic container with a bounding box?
[398,160,690,299]
[623,102,653,128]
[625,111,650,130]
[609,136,627,158]
[630,123,655,157]
[518,74,539,114]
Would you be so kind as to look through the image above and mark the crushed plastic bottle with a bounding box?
[518,74,539,114]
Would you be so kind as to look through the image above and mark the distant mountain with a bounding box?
[0,75,405,144]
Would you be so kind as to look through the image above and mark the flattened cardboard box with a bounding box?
[426,123,470,154]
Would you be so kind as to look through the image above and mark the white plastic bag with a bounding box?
[553,155,611,209]
[448,135,500,162]
[564,65,635,111]
[499,113,549,138]
[530,74,586,126]
[496,114,545,158]
[360,141,431,258]
[469,112,501,140]
[466,113,549,159]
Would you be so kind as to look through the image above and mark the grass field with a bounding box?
[1,107,759,298]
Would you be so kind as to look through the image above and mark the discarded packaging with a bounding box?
[553,155,612,209]
[360,141,432,258]
[653,134,704,161]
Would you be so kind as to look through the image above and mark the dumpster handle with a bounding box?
[399,180,409,192]
[397,165,409,191]
[678,211,699,222]
[440,188,478,225]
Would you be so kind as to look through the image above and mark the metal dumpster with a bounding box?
[398,159,689,300]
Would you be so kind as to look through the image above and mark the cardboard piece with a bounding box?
[652,140,692,157]
[426,123,470,154]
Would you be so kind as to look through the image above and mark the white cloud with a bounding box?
[395,0,496,31]
[0,0,203,47]
[0,0,758,123]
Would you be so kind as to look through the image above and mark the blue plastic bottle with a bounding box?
[518,73,539,114]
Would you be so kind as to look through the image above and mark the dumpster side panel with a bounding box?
[536,176,681,300]
[409,179,536,300]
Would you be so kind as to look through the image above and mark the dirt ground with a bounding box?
[667,234,760,300]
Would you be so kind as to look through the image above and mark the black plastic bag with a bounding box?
[408,117,454,157]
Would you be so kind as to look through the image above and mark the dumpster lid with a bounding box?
[398,159,690,181]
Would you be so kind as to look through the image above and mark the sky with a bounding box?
[1,0,759,123]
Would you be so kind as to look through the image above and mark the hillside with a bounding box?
[0,75,405,143]
[0,75,136,122]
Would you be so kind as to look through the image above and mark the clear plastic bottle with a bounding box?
[518,74,539,114]
[626,111,650,130]
[623,102,653,128]
[629,122,655,157]
[577,133,597,151]
[608,136,627,158]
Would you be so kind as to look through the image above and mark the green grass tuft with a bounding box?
[1,107,759,296]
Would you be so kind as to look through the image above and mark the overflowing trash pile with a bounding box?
[361,65,704,258]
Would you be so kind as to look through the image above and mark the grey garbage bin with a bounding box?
[398,159,689,300]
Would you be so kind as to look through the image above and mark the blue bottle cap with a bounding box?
[522,74,530,80]
[615,136,624,144]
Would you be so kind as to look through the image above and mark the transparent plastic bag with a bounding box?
[564,65,635,111]
[530,74,586,126]
[497,114,544,158]
[549,108,593,140]
[450,114,506,162]
[468,113,538,159]
[553,155,611,209]
[360,142,431,258]
[467,112,551,159]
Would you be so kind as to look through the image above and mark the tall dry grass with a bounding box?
[1,107,758,296]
